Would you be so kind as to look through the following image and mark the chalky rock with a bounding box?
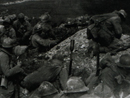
[23,28,130,97]
[45,29,130,79]
[45,28,97,78]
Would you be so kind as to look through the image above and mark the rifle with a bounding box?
[96,43,100,76]
[69,39,75,76]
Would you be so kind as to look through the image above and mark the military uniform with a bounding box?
[13,13,32,45]
[34,12,55,39]
[86,54,130,98]
[35,22,55,39]
[99,54,130,98]
[0,26,16,40]
[0,17,17,46]
[31,33,58,51]
[31,24,58,52]
[0,38,24,98]
[87,9,127,55]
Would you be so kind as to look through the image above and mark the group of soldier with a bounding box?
[0,9,130,98]
[0,11,89,98]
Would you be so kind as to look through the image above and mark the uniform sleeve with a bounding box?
[42,24,56,39]
[12,21,18,32]
[23,21,32,38]
[10,28,17,39]
[48,25,56,39]
[35,34,57,47]
[0,53,23,78]
[112,17,122,39]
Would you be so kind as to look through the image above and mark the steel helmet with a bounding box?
[8,14,17,21]
[2,37,17,48]
[39,12,51,22]
[118,54,130,68]
[37,81,58,97]
[65,77,89,93]
[18,13,25,19]
[34,24,42,33]
[3,17,11,25]
[13,45,28,56]
[118,9,127,18]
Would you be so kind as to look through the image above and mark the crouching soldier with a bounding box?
[20,56,65,91]
[13,13,32,45]
[0,38,26,98]
[37,12,56,40]
[86,53,130,98]
[87,9,127,56]
[31,24,58,52]
[0,17,17,46]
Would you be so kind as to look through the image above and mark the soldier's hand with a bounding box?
[17,60,22,67]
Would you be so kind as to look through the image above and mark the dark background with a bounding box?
[0,0,130,25]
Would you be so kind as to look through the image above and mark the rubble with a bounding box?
[44,28,130,80]
[21,28,130,98]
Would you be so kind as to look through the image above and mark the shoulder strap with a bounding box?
[90,12,117,25]
[0,48,12,57]
[0,48,16,68]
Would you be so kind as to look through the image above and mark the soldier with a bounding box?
[0,17,17,46]
[87,9,127,56]
[7,14,17,25]
[0,38,25,98]
[86,53,130,98]
[21,55,65,91]
[100,54,130,98]
[31,24,58,52]
[34,12,55,40]
[13,13,32,45]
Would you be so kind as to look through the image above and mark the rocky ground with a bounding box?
[44,28,130,78]
[20,28,130,98]
[1,1,130,97]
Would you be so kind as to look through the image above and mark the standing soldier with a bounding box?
[13,13,32,45]
[0,38,25,98]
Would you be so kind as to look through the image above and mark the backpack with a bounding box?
[87,13,115,46]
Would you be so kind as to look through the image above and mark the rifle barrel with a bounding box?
[96,43,100,76]
[69,39,75,76]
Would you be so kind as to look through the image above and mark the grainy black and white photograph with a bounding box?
[0,0,130,98]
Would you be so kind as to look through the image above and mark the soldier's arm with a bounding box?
[0,26,4,37]
[112,17,122,39]
[12,20,18,31]
[23,21,32,38]
[35,34,57,47]
[47,25,56,39]
[10,28,17,39]
[0,53,23,78]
